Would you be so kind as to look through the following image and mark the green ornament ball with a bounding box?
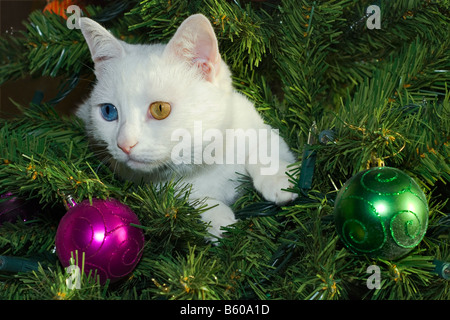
[333,166,429,260]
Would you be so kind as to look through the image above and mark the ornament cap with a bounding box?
[366,151,385,169]
[57,190,78,211]
[64,195,77,210]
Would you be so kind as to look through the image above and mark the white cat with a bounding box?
[76,14,297,240]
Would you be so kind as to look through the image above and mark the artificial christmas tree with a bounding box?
[0,0,448,302]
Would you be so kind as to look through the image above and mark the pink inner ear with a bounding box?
[94,56,114,63]
[193,31,220,80]
[194,59,214,82]
[164,14,221,82]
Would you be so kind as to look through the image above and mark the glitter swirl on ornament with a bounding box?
[339,196,386,254]
[361,167,410,196]
[390,209,427,249]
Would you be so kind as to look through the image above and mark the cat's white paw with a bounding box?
[201,200,237,241]
[253,173,297,205]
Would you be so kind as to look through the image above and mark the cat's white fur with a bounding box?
[77,14,297,240]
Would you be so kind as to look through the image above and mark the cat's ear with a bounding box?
[164,14,221,82]
[80,18,124,68]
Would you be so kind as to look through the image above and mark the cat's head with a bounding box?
[77,14,232,179]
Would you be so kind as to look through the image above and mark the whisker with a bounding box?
[80,61,96,74]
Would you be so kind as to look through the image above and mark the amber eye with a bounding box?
[149,101,171,120]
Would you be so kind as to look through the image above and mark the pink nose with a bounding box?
[117,142,138,155]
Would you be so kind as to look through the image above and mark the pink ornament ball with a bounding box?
[55,198,144,284]
[0,192,36,225]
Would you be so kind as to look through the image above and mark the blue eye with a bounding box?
[100,104,118,121]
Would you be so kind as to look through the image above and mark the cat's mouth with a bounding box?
[128,158,147,166]
[125,155,171,171]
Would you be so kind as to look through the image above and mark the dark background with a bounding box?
[0,0,89,118]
